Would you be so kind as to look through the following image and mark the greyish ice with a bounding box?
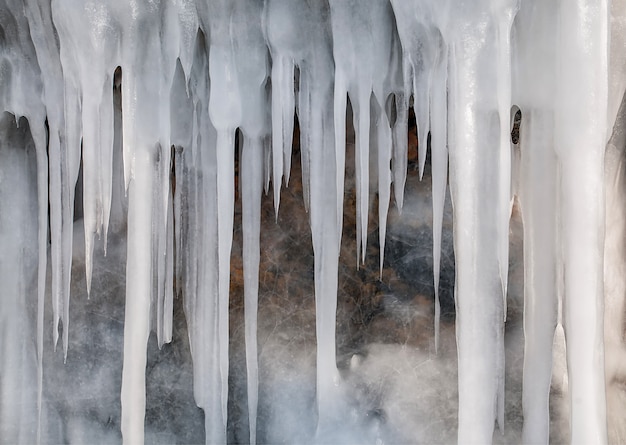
[1,0,626,443]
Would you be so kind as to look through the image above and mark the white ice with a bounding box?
[1,1,626,444]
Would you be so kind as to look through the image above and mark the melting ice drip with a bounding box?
[1,0,626,443]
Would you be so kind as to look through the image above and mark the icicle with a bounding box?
[120,146,155,445]
[512,2,559,441]
[156,173,174,349]
[376,99,393,278]
[493,2,518,321]
[298,72,312,213]
[241,135,263,445]
[61,79,82,359]
[391,91,408,211]
[20,0,69,361]
[99,75,115,251]
[333,76,347,251]
[51,0,121,294]
[270,55,295,217]
[556,1,609,442]
[519,110,559,444]
[446,3,513,436]
[164,188,174,345]
[413,48,432,180]
[309,80,341,435]
[48,137,63,350]
[0,112,40,444]
[214,128,235,432]
[354,90,371,266]
[430,45,448,353]
[32,123,48,445]
[328,0,398,266]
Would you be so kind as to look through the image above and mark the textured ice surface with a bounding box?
[1,1,626,444]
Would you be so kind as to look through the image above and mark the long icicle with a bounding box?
[241,135,263,445]
[430,45,448,353]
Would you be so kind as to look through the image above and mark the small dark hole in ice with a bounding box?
[511,108,522,145]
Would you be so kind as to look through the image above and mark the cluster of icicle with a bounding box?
[1,0,626,443]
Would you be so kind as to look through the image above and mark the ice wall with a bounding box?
[0,0,625,443]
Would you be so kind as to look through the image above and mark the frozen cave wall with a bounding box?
[1,0,626,444]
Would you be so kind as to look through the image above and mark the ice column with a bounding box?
[445,1,518,440]
[512,2,559,442]
[0,115,39,444]
[556,1,609,443]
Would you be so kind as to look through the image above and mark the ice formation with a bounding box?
[1,0,626,443]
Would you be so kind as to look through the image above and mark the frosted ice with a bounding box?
[1,0,626,444]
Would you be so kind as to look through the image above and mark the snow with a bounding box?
[0,0,625,444]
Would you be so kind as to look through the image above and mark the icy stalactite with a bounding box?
[281,2,341,432]
[2,1,626,443]
[445,1,518,437]
[430,45,448,353]
[269,54,294,214]
[205,2,269,437]
[389,0,449,353]
[391,91,408,210]
[0,114,39,444]
[376,100,393,278]
[328,0,400,268]
[308,77,341,434]
[518,110,558,444]
[185,35,225,444]
[263,0,299,211]
[241,136,263,445]
[512,2,559,442]
[0,3,50,441]
[120,146,154,444]
[494,3,517,319]
[389,0,440,182]
[556,2,609,443]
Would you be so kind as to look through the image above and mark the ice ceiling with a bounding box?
[1,0,626,444]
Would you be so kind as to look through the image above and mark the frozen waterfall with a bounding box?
[1,0,626,443]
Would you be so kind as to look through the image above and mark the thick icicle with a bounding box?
[120,147,154,444]
[446,2,516,436]
[519,111,559,444]
[556,1,609,442]
[512,2,559,441]
[203,1,269,436]
[308,76,341,435]
[179,32,225,443]
[214,128,235,432]
[0,114,39,444]
[493,3,517,320]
